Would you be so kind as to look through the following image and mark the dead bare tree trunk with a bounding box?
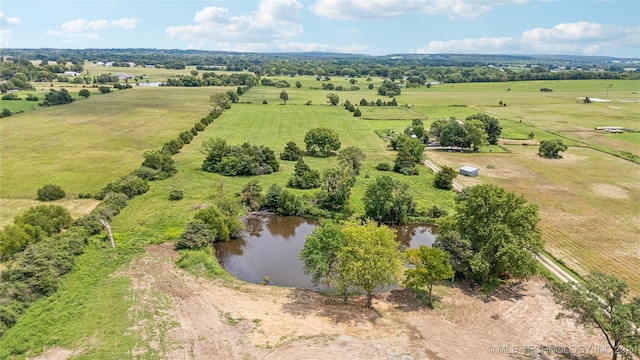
[99,218,115,248]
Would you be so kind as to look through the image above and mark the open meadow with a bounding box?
[0,76,639,358]
[0,86,228,224]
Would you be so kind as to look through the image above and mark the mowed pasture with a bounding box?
[0,77,638,293]
[166,100,455,214]
[0,86,232,224]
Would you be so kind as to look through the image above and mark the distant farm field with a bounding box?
[427,145,640,293]
[0,87,226,199]
[1,78,639,293]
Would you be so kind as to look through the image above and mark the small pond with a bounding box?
[214,213,437,289]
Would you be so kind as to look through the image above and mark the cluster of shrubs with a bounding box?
[0,226,87,336]
[357,97,398,107]
[260,78,290,88]
[240,179,350,221]
[376,162,391,171]
[113,83,132,90]
[0,187,134,336]
[313,83,360,92]
[280,141,304,161]
[37,184,66,201]
[175,198,243,250]
[1,93,21,100]
[201,138,279,176]
[377,81,402,97]
[163,73,258,87]
[287,159,321,189]
[41,88,74,106]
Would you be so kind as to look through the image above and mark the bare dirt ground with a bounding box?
[107,244,616,360]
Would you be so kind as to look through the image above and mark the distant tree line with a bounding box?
[3,50,638,94]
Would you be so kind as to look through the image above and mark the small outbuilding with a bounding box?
[459,165,479,177]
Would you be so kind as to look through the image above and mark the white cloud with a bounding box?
[0,12,20,26]
[416,22,639,56]
[522,22,629,42]
[57,17,139,33]
[166,0,304,48]
[309,0,511,20]
[0,13,20,47]
[194,7,229,23]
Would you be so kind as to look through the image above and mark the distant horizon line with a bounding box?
[3,48,639,60]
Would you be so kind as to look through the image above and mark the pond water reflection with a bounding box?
[214,213,436,289]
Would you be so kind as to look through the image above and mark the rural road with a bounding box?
[422,158,578,285]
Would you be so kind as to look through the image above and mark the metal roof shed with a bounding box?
[459,166,479,177]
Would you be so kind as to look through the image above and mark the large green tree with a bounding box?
[317,167,356,211]
[404,118,428,144]
[403,246,455,308]
[299,220,344,290]
[362,175,415,225]
[241,179,264,211]
[466,113,501,145]
[280,89,289,104]
[326,93,339,106]
[390,134,424,164]
[304,128,341,157]
[210,92,231,111]
[437,184,543,283]
[464,119,487,152]
[439,119,470,149]
[434,166,457,190]
[337,146,366,176]
[538,139,568,159]
[549,271,640,360]
[337,220,403,308]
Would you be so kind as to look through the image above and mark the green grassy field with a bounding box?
[0,87,227,199]
[0,78,639,357]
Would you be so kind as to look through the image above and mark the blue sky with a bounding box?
[1,0,639,57]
